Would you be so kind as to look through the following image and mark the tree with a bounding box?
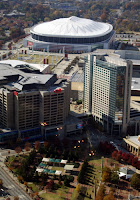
[8,42,12,50]
[44,141,49,149]
[76,184,80,193]
[24,182,27,186]
[103,191,115,200]
[34,141,40,151]
[100,12,108,22]
[14,197,19,200]
[24,142,31,151]
[130,173,140,190]
[132,157,138,168]
[17,176,23,183]
[116,152,121,162]
[102,171,111,182]
[136,161,140,170]
[77,160,88,183]
[95,184,105,200]
[111,171,119,184]
[0,41,3,50]
[112,151,118,159]
[0,179,3,188]
[77,100,82,105]
[64,178,70,186]
[10,27,25,40]
[47,180,54,190]
[127,155,134,165]
[15,146,22,154]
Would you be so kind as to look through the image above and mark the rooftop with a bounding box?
[0,60,49,73]
[31,16,113,38]
[64,164,74,171]
[131,78,140,91]
[70,71,84,83]
[124,136,140,147]
[0,63,53,86]
[0,63,70,93]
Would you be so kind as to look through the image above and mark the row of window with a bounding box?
[32,32,112,44]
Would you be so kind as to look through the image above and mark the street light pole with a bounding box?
[94,180,96,199]
[101,156,104,171]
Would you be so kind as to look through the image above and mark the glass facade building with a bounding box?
[83,54,133,135]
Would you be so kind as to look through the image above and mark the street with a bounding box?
[0,166,32,200]
[86,125,129,154]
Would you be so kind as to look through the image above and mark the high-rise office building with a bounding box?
[0,64,70,143]
[84,54,133,135]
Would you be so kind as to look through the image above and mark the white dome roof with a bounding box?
[31,16,113,38]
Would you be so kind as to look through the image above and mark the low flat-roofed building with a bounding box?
[70,71,84,100]
[123,135,140,156]
[119,166,136,179]
[64,164,74,173]
[64,115,83,135]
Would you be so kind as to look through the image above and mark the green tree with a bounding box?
[102,171,111,182]
[102,167,111,182]
[77,100,82,105]
[64,178,70,186]
[131,173,140,190]
[111,171,119,184]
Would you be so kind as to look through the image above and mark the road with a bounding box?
[86,125,108,147]
[86,125,129,153]
[0,166,32,200]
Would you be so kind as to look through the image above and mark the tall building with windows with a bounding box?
[0,64,71,143]
[83,54,133,135]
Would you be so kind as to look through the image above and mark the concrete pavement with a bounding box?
[0,150,32,200]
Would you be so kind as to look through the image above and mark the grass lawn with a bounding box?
[39,186,69,200]
[71,187,93,200]
[71,189,79,200]
[51,167,64,172]
[71,156,103,200]
[7,155,16,163]
[84,187,94,200]
[28,183,40,192]
[40,192,65,200]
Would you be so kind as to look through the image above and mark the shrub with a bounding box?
[74,162,80,168]
[77,100,82,105]
[67,175,74,182]
[64,178,70,186]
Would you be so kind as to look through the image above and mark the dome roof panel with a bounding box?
[31,16,113,38]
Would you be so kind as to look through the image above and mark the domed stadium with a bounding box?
[23,16,115,53]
